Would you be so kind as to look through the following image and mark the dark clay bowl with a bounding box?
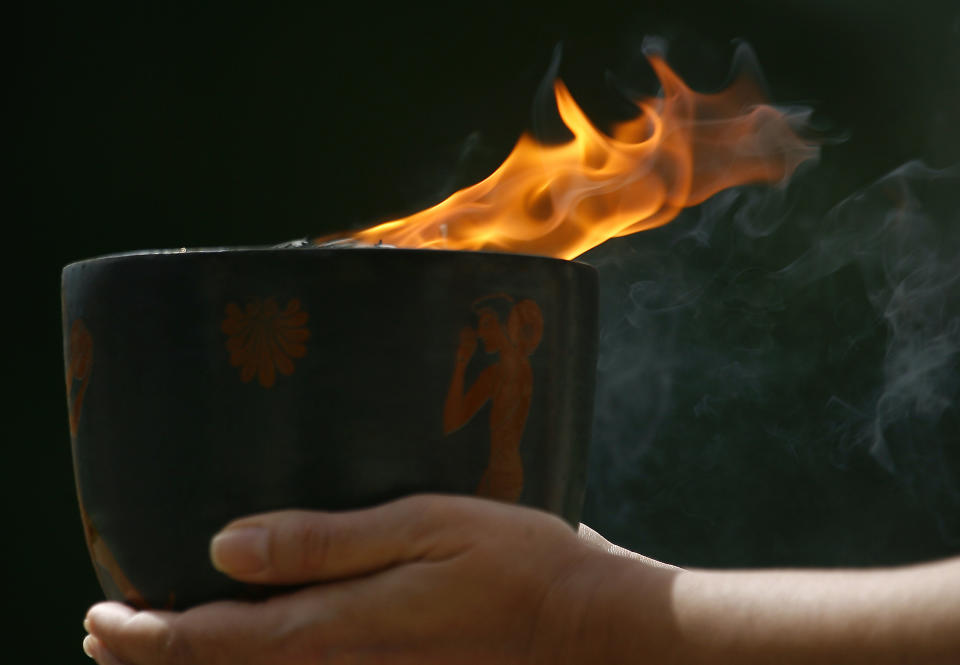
[62,247,598,609]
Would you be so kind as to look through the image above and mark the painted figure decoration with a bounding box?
[443,294,544,502]
[65,318,93,438]
[65,318,153,608]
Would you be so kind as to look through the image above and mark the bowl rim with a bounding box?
[62,245,598,273]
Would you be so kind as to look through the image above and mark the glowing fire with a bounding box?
[319,52,817,260]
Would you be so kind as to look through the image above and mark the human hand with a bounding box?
[83,495,656,665]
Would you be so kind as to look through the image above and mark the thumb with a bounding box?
[209,494,484,585]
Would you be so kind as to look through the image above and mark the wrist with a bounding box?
[541,548,685,665]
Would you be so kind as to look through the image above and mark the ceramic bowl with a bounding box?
[62,247,597,609]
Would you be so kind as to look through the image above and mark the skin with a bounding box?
[83,495,960,664]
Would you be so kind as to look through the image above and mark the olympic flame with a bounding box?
[319,52,816,259]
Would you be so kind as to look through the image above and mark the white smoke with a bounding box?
[582,160,960,560]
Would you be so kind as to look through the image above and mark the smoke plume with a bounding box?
[581,160,960,566]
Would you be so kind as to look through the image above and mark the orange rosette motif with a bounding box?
[221,297,310,388]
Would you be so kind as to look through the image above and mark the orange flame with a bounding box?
[320,53,817,260]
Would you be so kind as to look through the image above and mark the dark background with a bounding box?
[14,1,959,662]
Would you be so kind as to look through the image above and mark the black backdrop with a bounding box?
[14,1,959,662]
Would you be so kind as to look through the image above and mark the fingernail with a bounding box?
[82,634,97,659]
[83,617,91,632]
[210,527,269,574]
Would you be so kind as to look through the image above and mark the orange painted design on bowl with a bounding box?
[443,295,544,503]
[65,319,93,438]
[77,494,151,609]
[222,297,310,388]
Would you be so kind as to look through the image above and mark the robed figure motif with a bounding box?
[443,294,544,502]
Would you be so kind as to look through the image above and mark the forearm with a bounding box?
[594,555,960,664]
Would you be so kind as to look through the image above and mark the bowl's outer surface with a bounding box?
[62,247,598,609]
